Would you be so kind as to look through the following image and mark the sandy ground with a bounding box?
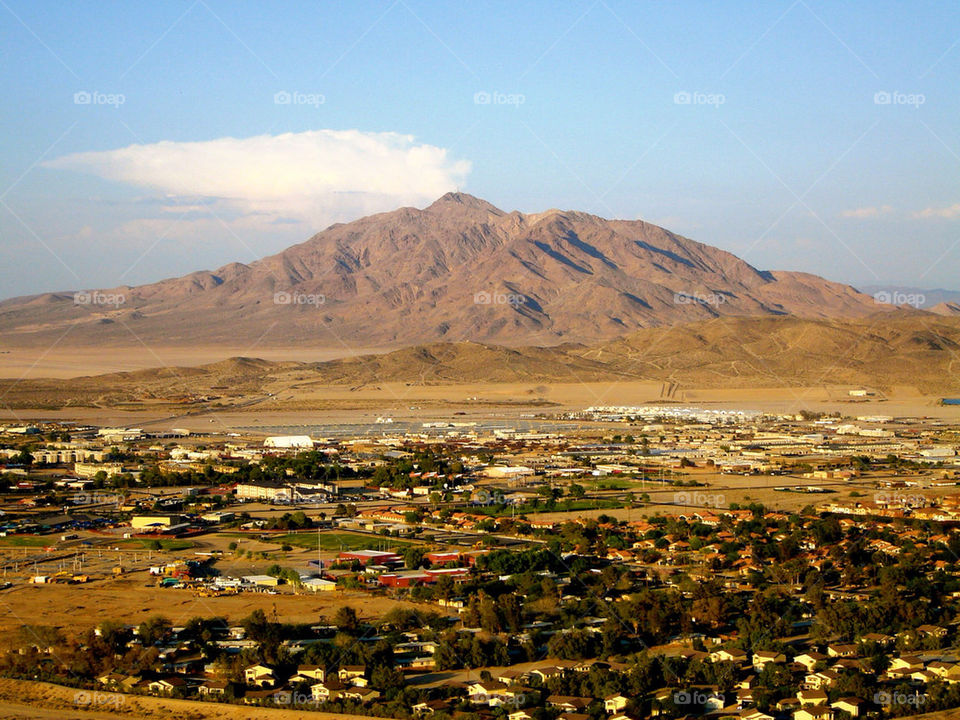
[0,346,394,380]
[0,526,449,636]
[528,471,922,522]
[1,382,956,431]
[0,560,439,636]
[0,678,399,720]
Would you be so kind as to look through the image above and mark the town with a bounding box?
[0,404,959,720]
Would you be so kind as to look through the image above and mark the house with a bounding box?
[530,665,566,682]
[508,711,535,720]
[244,663,276,688]
[711,648,748,664]
[241,687,290,705]
[341,687,381,703]
[468,681,509,706]
[311,679,344,703]
[148,676,186,695]
[96,672,126,687]
[777,697,801,713]
[830,697,865,718]
[546,695,593,712]
[826,644,858,658]
[605,693,630,713]
[338,665,366,683]
[290,664,326,684]
[915,624,948,639]
[753,650,786,671]
[741,710,775,720]
[927,661,960,684]
[197,679,230,697]
[497,669,527,684]
[794,705,834,720]
[793,652,828,672]
[798,690,829,707]
[888,656,924,672]
[414,699,454,715]
[804,670,840,690]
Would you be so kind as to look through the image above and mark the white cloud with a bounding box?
[913,202,960,220]
[841,205,892,218]
[43,129,471,227]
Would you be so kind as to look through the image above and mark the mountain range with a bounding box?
[0,193,887,348]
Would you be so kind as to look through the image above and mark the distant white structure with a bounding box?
[264,435,314,449]
[98,427,143,441]
[580,405,761,424]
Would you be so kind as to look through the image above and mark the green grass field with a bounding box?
[0,535,53,547]
[582,478,634,490]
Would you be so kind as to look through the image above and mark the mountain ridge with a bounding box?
[0,193,886,348]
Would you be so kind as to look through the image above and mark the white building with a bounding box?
[264,435,314,449]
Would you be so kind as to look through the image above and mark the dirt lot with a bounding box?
[0,562,441,637]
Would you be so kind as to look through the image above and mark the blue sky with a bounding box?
[1,0,958,298]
